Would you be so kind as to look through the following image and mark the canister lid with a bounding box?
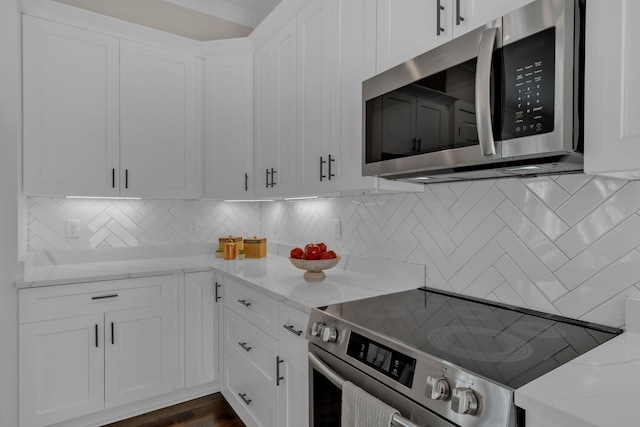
[244,236,266,243]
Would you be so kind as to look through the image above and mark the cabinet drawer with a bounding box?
[224,307,278,383]
[19,275,177,324]
[223,278,279,337]
[224,350,277,427]
[278,303,310,373]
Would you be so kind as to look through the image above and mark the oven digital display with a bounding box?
[346,332,416,388]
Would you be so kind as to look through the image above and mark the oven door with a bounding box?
[309,346,456,427]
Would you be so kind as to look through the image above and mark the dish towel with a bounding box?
[341,381,399,427]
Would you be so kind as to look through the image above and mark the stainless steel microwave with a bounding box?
[362,0,585,183]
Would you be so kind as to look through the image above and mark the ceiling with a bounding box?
[53,0,282,41]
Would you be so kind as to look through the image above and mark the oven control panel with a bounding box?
[346,332,416,388]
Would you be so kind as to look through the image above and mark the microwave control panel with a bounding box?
[502,27,556,140]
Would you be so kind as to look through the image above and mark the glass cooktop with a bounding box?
[321,288,622,389]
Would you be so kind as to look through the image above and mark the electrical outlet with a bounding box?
[333,219,341,239]
[273,219,278,233]
[65,219,80,238]
[189,220,199,234]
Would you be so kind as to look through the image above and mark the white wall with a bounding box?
[0,0,20,425]
[261,174,640,328]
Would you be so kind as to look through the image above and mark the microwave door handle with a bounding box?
[475,27,498,157]
[308,352,419,427]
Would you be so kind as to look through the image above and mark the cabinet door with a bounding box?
[22,16,119,197]
[224,351,278,427]
[584,0,640,179]
[184,271,219,388]
[19,314,105,427]
[105,304,176,408]
[296,0,333,195]
[376,0,450,73]
[278,304,310,427]
[120,40,200,199]
[254,21,298,197]
[452,0,533,38]
[205,53,254,199]
[253,41,279,197]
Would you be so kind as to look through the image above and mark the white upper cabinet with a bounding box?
[254,20,298,197]
[584,0,640,179]
[376,0,447,73]
[23,17,202,199]
[376,0,534,73]
[23,16,120,197]
[120,40,201,199]
[296,0,333,195]
[331,0,422,195]
[204,50,254,199]
[452,0,534,38]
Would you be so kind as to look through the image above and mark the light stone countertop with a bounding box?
[515,298,640,427]
[16,250,426,314]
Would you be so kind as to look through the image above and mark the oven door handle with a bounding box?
[475,26,498,157]
[308,352,420,427]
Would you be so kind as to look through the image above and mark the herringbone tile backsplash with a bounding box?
[261,175,640,327]
[28,174,640,326]
[28,198,260,250]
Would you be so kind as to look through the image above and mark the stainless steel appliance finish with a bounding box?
[307,287,621,427]
[362,0,585,183]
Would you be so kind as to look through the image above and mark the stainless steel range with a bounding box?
[307,288,621,427]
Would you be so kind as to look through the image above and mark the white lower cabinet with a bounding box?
[18,275,178,427]
[104,305,176,409]
[278,303,310,427]
[184,271,220,388]
[19,314,105,427]
[221,277,310,427]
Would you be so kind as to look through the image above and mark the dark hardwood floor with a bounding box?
[103,393,245,427]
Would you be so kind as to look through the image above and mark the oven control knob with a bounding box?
[321,326,338,343]
[310,322,324,337]
[425,376,450,400]
[451,388,479,415]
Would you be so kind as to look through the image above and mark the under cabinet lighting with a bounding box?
[504,166,541,172]
[284,196,319,201]
[65,196,142,200]
[224,199,274,203]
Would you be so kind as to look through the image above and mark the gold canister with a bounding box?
[223,239,237,260]
[219,235,243,251]
[244,236,267,258]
